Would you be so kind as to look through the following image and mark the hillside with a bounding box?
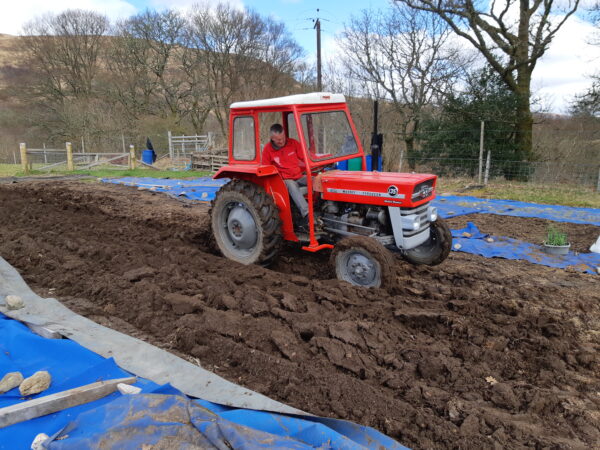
[0,34,27,89]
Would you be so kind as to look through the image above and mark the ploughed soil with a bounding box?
[445,214,600,254]
[1,180,599,449]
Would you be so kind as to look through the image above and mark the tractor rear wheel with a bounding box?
[402,218,452,266]
[331,236,394,288]
[210,179,282,266]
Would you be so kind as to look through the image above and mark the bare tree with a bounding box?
[22,10,109,101]
[340,5,468,167]
[21,9,110,141]
[256,18,305,95]
[180,34,213,134]
[109,10,187,125]
[187,3,304,135]
[396,0,581,160]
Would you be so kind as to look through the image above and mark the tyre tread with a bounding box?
[209,179,282,266]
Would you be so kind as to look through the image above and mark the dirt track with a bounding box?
[1,180,599,449]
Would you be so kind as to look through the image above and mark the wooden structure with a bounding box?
[190,151,228,171]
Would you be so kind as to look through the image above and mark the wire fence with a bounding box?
[4,149,599,192]
[1,128,599,192]
[402,157,600,191]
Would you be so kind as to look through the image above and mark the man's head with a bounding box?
[269,123,286,149]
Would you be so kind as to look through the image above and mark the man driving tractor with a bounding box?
[261,123,309,231]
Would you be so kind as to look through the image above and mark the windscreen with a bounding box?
[300,111,359,161]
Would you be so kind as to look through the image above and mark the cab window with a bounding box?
[232,116,256,161]
[300,111,359,161]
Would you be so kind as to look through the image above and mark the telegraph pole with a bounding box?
[314,10,322,91]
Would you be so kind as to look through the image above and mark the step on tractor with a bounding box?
[211,93,452,288]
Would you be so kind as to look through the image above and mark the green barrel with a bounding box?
[348,157,362,171]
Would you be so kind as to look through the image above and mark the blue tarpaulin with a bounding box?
[102,177,229,202]
[0,314,405,449]
[433,194,600,226]
[451,222,600,274]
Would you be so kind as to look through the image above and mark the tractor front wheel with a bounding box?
[210,179,282,266]
[331,236,394,288]
[402,218,452,266]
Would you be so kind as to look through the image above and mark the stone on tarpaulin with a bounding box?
[0,371,24,394]
[19,371,52,396]
[5,294,25,310]
[31,433,50,450]
[117,383,142,395]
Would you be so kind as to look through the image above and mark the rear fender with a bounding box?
[214,167,296,241]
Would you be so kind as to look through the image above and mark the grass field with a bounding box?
[75,168,213,179]
[437,177,600,209]
[0,164,212,179]
[0,164,19,177]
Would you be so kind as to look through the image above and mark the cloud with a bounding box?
[0,0,137,35]
[533,15,600,112]
[0,0,250,35]
[145,0,244,13]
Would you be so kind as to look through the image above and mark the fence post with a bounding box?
[66,142,74,171]
[597,166,600,193]
[478,121,484,184]
[168,131,173,160]
[398,149,404,173]
[19,143,29,174]
[129,144,136,170]
[484,150,491,185]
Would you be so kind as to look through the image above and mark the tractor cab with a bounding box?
[227,92,363,171]
[212,93,452,288]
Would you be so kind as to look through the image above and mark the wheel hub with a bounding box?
[346,253,376,285]
[226,205,258,250]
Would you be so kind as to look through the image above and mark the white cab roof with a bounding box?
[230,92,346,109]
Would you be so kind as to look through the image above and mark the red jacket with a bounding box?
[261,138,305,180]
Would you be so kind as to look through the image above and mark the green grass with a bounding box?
[0,164,20,177]
[437,177,600,208]
[3,166,212,179]
[73,168,213,179]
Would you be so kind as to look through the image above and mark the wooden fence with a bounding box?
[19,143,141,173]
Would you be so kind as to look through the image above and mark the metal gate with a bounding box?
[167,131,214,168]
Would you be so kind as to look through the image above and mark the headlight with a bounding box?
[401,214,421,230]
[428,206,438,222]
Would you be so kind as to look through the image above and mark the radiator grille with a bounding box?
[400,202,430,237]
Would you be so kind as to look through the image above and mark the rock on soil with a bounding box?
[19,371,51,396]
[0,181,599,449]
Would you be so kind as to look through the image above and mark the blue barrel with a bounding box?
[142,149,154,165]
[366,155,383,171]
[336,160,348,170]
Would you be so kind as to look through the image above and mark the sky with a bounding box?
[1,0,599,113]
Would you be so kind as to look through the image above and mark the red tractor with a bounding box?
[211,93,452,287]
